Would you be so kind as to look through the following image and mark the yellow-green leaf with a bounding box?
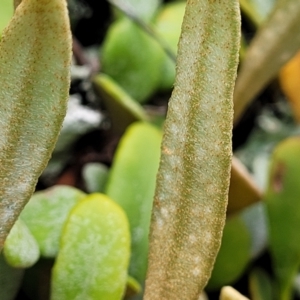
[0,0,13,37]
[51,193,130,300]
[105,122,162,283]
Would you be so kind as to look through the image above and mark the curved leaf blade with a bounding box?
[144,0,241,299]
[0,0,72,249]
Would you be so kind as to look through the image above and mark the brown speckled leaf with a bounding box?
[0,0,72,250]
[144,0,240,299]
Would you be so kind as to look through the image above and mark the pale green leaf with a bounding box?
[21,186,86,258]
[51,193,130,300]
[3,219,39,268]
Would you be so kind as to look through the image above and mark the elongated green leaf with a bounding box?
[234,0,300,124]
[20,186,86,258]
[3,219,39,268]
[105,122,161,283]
[51,193,130,300]
[144,1,240,299]
[0,0,72,249]
[264,137,300,300]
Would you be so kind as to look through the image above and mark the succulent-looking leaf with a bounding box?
[3,219,39,268]
[93,73,149,134]
[0,0,72,250]
[51,193,130,300]
[101,18,164,103]
[264,137,300,300]
[154,1,186,90]
[20,186,86,258]
[105,122,162,283]
[143,0,240,299]
[234,0,300,124]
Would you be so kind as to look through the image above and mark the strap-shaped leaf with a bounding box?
[105,122,162,283]
[0,0,72,249]
[234,0,300,124]
[144,1,240,299]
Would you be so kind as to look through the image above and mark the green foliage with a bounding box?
[3,219,40,268]
[207,216,251,290]
[234,0,300,124]
[101,18,164,103]
[264,137,300,300]
[105,122,162,283]
[93,73,149,134]
[51,193,130,300]
[0,0,13,36]
[20,186,86,258]
[0,0,72,249]
[2,0,300,299]
[144,0,240,298]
